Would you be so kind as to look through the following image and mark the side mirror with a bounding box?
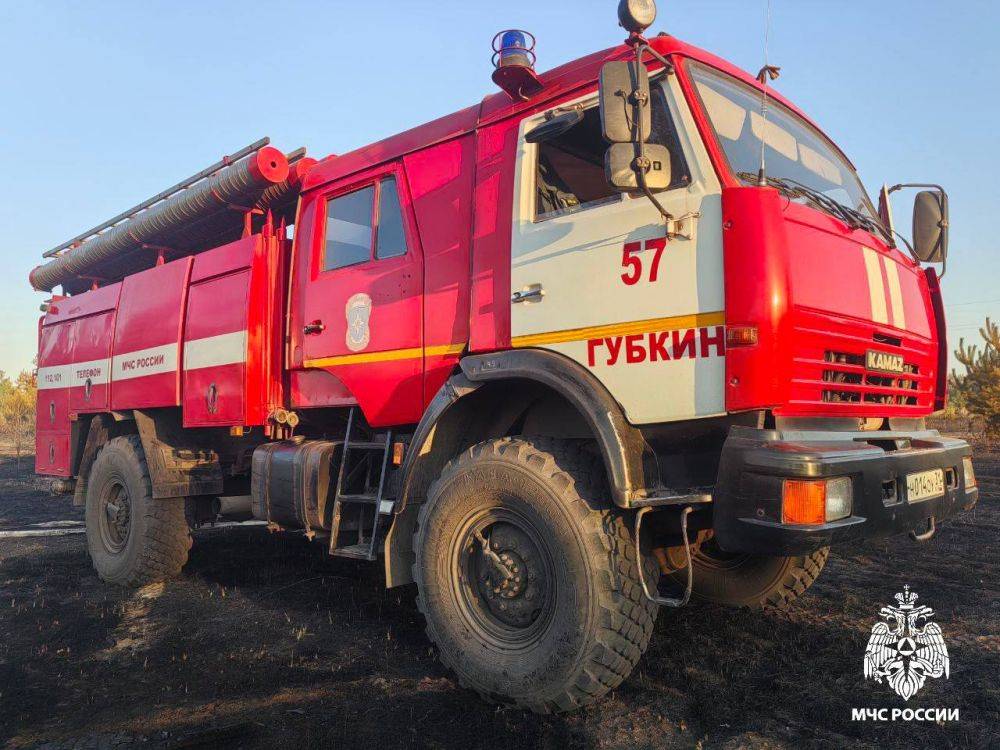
[912,189,948,263]
[606,143,671,192]
[599,61,651,144]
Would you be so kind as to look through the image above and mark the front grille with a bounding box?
[785,308,936,417]
[822,350,919,406]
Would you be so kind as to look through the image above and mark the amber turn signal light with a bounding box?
[782,477,852,524]
[782,480,827,524]
[392,441,406,466]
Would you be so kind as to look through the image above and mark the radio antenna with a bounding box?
[755,0,779,187]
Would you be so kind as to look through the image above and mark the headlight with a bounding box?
[963,457,976,489]
[824,477,853,521]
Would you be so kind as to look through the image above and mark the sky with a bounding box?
[1,0,997,377]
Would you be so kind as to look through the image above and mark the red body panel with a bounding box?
[469,118,519,353]
[36,324,72,476]
[402,136,475,401]
[722,187,938,417]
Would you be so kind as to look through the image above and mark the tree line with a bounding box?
[0,370,36,466]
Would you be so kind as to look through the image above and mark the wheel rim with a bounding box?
[451,505,556,648]
[98,479,132,553]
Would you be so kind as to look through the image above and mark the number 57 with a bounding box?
[621,238,668,286]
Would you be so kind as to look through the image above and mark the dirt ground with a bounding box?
[0,434,997,750]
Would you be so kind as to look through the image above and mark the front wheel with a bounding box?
[412,438,657,713]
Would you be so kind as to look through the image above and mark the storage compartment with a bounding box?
[35,432,71,477]
[181,233,288,428]
[36,323,71,431]
[183,268,250,426]
[110,258,192,410]
[69,310,116,413]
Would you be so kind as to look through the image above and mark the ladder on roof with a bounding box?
[328,408,395,561]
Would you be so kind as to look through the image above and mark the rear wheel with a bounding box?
[413,438,657,713]
[669,537,829,610]
[85,435,192,587]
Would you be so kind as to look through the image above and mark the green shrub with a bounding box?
[954,318,1000,438]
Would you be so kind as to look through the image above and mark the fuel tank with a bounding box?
[251,440,342,532]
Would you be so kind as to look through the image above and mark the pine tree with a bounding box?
[954,318,1000,438]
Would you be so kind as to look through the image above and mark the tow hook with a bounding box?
[909,516,937,542]
[635,505,694,608]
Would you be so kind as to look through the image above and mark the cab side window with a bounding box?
[324,186,375,271]
[323,177,408,271]
[535,107,616,220]
[535,85,691,221]
[375,177,408,260]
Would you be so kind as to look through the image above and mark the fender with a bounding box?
[460,349,658,505]
[383,349,658,587]
[72,414,115,507]
[133,409,224,499]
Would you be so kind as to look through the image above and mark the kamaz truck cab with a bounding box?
[30,0,976,713]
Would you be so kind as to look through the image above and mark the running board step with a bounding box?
[630,490,713,508]
[328,407,393,561]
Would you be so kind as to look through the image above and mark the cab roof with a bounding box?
[303,34,835,192]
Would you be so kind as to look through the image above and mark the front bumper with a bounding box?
[713,426,978,555]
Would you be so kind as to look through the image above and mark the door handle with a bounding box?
[303,320,326,335]
[511,285,545,304]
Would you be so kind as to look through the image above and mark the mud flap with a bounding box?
[134,409,224,499]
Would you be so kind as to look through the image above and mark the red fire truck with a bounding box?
[29,1,977,712]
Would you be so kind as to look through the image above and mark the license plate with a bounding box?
[906,469,945,503]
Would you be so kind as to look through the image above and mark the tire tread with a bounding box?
[86,435,191,587]
[412,437,656,713]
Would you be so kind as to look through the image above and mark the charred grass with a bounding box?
[0,439,997,749]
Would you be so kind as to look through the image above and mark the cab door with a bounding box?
[509,73,726,425]
[295,166,423,426]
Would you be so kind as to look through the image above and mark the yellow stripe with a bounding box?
[511,311,726,348]
[304,343,464,369]
[862,247,888,324]
[884,259,906,329]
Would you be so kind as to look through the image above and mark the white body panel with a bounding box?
[510,75,726,424]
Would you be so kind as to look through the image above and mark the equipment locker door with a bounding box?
[294,166,424,426]
[509,74,726,425]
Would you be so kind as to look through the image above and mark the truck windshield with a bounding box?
[688,62,876,219]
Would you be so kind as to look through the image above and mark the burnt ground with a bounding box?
[0,437,997,750]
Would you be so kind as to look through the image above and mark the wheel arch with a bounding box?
[72,412,136,507]
[383,348,658,588]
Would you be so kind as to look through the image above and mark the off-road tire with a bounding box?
[412,437,657,713]
[673,543,829,610]
[85,435,192,586]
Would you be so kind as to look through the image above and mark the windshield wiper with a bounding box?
[741,172,893,245]
[779,176,891,243]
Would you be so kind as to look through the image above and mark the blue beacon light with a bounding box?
[498,30,532,69]
[491,29,543,100]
